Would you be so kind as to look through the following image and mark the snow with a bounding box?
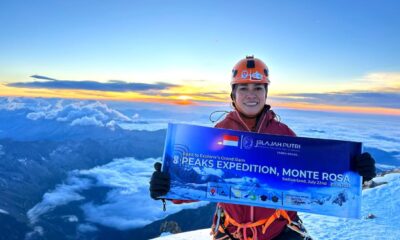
[299,173,400,240]
[0,208,9,215]
[151,229,211,240]
[192,167,224,178]
[77,223,98,233]
[375,163,398,171]
[153,173,400,240]
[62,215,79,222]
[17,158,28,166]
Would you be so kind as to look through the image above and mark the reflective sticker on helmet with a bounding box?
[251,71,262,80]
[241,70,248,79]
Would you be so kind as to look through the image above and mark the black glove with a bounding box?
[354,152,376,183]
[149,162,170,200]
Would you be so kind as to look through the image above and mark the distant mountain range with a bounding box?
[0,97,214,239]
[1,97,399,240]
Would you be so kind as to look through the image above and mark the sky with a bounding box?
[0,0,399,115]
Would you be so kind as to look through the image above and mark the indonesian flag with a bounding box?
[222,135,239,147]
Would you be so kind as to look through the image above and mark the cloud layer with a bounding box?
[27,157,208,230]
[0,97,134,129]
[4,72,400,110]
[8,75,177,92]
[271,71,400,110]
[273,91,400,109]
[27,177,93,223]
[27,100,133,128]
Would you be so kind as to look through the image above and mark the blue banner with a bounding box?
[162,123,362,218]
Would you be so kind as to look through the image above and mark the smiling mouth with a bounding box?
[244,102,259,106]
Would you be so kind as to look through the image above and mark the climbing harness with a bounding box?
[211,205,312,240]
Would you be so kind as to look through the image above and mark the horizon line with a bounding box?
[1,93,399,117]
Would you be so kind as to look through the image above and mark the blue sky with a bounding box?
[0,0,399,114]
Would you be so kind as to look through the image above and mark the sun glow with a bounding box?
[1,82,399,116]
[0,83,228,106]
[177,95,191,101]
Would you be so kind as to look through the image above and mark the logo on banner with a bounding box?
[207,183,230,199]
[254,140,301,150]
[219,134,239,147]
[244,192,257,201]
[260,195,268,201]
[210,188,217,196]
[242,136,254,149]
[231,188,242,198]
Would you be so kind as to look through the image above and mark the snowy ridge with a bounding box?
[153,173,400,240]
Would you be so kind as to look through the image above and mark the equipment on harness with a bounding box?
[212,206,240,240]
[211,205,312,240]
[284,218,312,240]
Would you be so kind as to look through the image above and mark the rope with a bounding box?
[214,206,222,233]
[209,110,229,123]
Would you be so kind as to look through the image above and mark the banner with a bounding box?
[162,123,362,218]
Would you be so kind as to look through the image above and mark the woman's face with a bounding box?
[233,83,267,117]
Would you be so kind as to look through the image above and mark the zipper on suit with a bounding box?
[257,113,268,133]
[235,110,267,224]
[234,111,251,132]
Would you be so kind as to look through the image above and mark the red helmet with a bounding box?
[231,55,270,85]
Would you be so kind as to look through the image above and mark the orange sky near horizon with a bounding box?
[1,84,400,116]
[0,84,226,106]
